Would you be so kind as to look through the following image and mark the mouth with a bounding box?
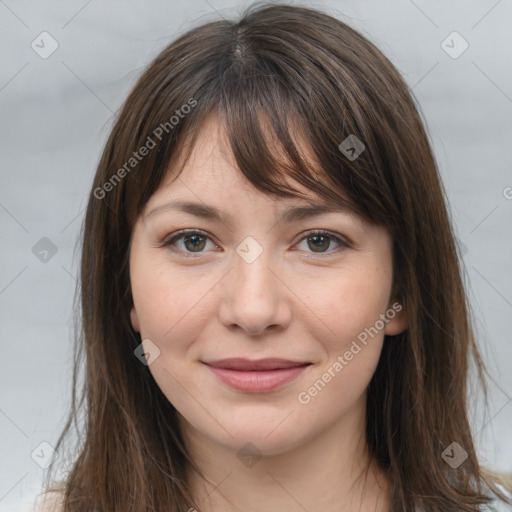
[202,358,312,392]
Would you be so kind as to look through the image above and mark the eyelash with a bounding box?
[162,229,351,259]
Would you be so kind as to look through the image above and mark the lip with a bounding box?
[203,358,312,392]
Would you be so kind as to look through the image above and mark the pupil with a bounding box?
[185,235,205,252]
[309,235,329,252]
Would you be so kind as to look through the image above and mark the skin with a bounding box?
[129,116,407,512]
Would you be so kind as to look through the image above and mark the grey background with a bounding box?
[1,1,511,510]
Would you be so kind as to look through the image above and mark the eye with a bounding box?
[163,229,218,257]
[295,230,350,256]
[162,229,351,258]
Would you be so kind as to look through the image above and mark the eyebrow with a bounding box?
[145,200,356,224]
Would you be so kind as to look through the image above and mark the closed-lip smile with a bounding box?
[202,358,312,392]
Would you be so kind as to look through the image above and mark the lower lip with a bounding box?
[204,364,310,392]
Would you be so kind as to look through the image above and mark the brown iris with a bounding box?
[307,234,331,253]
[183,234,207,252]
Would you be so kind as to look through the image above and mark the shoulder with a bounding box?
[479,482,512,512]
[480,498,512,512]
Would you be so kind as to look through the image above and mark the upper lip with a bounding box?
[203,358,311,371]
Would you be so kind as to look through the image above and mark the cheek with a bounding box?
[298,266,392,407]
[130,257,216,350]
[296,284,389,413]
[130,261,213,407]
[295,261,393,352]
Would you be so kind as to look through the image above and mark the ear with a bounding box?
[384,299,407,336]
[130,305,140,332]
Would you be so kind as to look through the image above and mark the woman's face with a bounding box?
[129,117,407,457]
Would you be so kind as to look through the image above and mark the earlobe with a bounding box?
[384,301,407,336]
[130,305,140,332]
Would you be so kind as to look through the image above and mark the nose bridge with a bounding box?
[234,235,278,302]
[218,235,290,335]
[235,241,274,296]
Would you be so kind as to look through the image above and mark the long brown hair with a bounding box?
[40,3,511,511]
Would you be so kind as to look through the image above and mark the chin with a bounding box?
[221,430,305,458]
[208,411,312,457]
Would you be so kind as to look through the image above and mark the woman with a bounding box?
[34,3,512,511]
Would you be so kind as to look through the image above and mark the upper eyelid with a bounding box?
[163,228,216,245]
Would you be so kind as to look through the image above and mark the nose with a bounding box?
[218,246,292,337]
